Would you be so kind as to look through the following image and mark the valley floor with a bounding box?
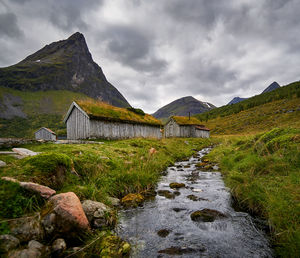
[0,129,299,257]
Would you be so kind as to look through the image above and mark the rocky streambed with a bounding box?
[117,148,274,257]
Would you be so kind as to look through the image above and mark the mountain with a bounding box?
[227,97,248,105]
[152,96,215,119]
[0,32,130,108]
[261,81,280,94]
[227,81,281,106]
[195,81,300,128]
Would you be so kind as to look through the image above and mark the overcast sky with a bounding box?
[0,0,299,113]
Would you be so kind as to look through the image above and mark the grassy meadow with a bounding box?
[206,128,300,257]
[0,137,212,230]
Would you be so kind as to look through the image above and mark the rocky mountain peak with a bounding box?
[153,96,215,119]
[262,81,280,94]
[0,32,130,108]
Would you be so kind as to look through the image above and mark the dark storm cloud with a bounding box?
[47,0,103,31]
[0,12,23,38]
[7,0,103,32]
[102,25,167,74]
[0,0,300,112]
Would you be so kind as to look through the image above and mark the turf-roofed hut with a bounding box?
[63,100,162,140]
[164,116,210,138]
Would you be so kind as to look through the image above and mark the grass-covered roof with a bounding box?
[171,116,202,125]
[77,100,162,126]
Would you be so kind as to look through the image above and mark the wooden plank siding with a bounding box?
[35,128,56,141]
[90,120,161,140]
[66,106,90,140]
[65,105,161,140]
[164,118,210,138]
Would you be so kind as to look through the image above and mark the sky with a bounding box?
[0,0,299,113]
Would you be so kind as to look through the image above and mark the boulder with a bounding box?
[81,200,112,228]
[157,190,175,199]
[1,176,19,183]
[9,248,42,258]
[12,148,38,157]
[0,234,20,253]
[121,193,144,208]
[107,197,120,207]
[0,160,6,167]
[28,240,44,251]
[20,182,56,199]
[52,238,66,256]
[190,209,227,222]
[169,182,185,189]
[42,192,90,238]
[10,213,44,242]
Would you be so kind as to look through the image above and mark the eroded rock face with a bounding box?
[42,192,90,238]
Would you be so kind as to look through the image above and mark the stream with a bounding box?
[117,148,273,257]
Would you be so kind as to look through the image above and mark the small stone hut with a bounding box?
[63,100,162,140]
[35,127,57,141]
[164,116,210,138]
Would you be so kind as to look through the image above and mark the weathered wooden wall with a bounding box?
[66,107,90,140]
[195,129,210,138]
[165,119,210,138]
[90,120,161,139]
[66,106,161,140]
[164,119,180,137]
[35,129,56,141]
[180,125,194,137]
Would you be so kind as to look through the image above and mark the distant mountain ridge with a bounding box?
[0,32,130,108]
[261,81,280,94]
[227,97,248,105]
[227,81,281,105]
[153,96,215,119]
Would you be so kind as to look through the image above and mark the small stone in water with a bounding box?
[157,229,171,237]
[169,182,185,189]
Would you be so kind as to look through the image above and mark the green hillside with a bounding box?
[0,87,92,137]
[195,81,300,134]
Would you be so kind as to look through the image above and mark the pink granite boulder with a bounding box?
[42,192,90,238]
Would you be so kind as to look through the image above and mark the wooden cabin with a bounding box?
[164,116,210,138]
[63,101,162,140]
[35,127,57,141]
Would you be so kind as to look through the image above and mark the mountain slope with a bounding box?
[227,97,248,105]
[262,81,280,94]
[0,32,130,108]
[153,96,215,119]
[195,81,300,134]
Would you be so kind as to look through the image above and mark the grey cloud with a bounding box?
[0,12,23,38]
[102,25,168,74]
[47,0,103,31]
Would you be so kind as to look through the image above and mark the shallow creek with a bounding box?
[117,148,273,257]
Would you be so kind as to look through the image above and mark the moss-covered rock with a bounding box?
[190,209,226,222]
[99,235,130,257]
[157,190,175,199]
[22,153,73,189]
[121,193,144,208]
[169,182,185,189]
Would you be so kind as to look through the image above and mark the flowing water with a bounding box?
[117,148,273,257]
